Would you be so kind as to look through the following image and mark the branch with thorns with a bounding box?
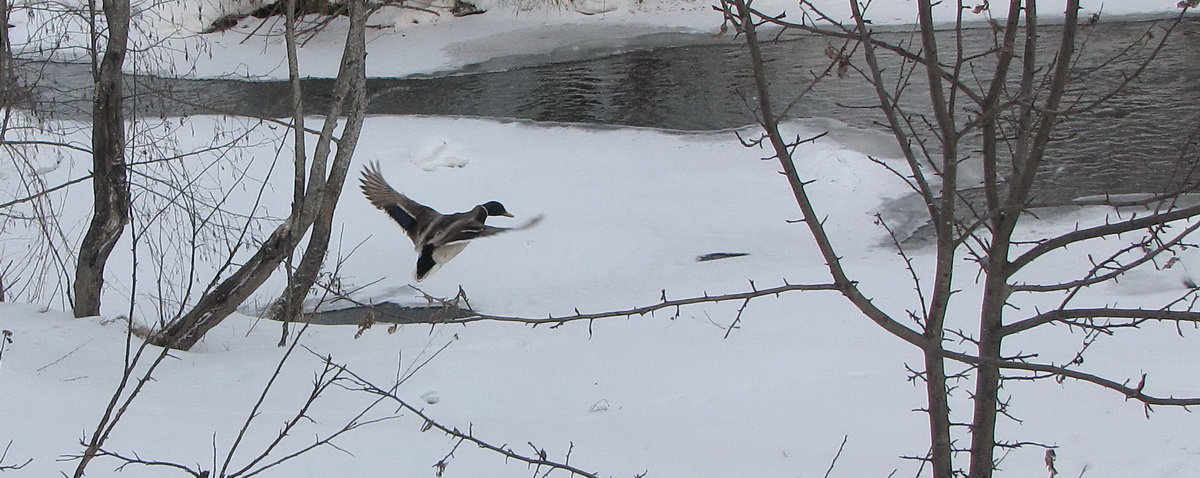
[407,281,840,330]
[942,350,1200,409]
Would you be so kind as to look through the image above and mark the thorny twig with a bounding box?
[942,349,1200,407]
[442,282,839,327]
[0,440,31,472]
[321,352,602,478]
[823,435,849,478]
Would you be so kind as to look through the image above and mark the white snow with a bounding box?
[1,0,1198,477]
[412,137,471,170]
[2,114,1199,477]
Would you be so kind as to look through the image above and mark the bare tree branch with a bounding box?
[81,448,206,477]
[1002,307,1200,337]
[1009,204,1200,273]
[1012,220,1200,293]
[726,0,928,349]
[0,440,31,472]
[943,350,1200,406]
[441,281,840,326]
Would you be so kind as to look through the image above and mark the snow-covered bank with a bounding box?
[162,0,1193,79]
[8,0,1189,79]
[2,115,1199,476]
[167,0,1197,79]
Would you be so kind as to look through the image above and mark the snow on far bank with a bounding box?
[162,0,1192,79]
[2,114,1200,476]
[6,0,1190,80]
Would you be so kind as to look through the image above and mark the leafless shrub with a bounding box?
[715,0,1200,476]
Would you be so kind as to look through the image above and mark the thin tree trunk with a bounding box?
[969,2,1078,476]
[913,0,957,473]
[152,0,369,350]
[73,0,131,318]
[72,7,134,465]
[968,239,1013,477]
[971,12,1025,467]
[0,0,13,108]
[275,0,368,335]
[279,0,307,346]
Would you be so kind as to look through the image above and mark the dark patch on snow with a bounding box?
[696,252,749,262]
[301,301,470,325]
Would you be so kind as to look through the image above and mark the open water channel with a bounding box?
[19,17,1200,202]
[18,16,1200,206]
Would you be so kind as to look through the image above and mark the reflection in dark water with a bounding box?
[16,17,1200,202]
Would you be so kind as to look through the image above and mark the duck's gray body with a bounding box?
[359,162,540,280]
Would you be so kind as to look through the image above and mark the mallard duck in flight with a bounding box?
[359,162,541,281]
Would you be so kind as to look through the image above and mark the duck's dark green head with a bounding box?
[481,201,514,218]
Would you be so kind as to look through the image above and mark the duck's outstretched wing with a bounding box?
[445,214,544,243]
[359,162,438,240]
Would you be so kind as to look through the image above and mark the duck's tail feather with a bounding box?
[415,244,437,282]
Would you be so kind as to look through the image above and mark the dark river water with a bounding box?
[15,16,1200,203]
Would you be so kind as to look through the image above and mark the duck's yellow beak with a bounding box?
[501,212,514,218]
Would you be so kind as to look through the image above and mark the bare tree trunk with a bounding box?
[73,3,133,461]
[73,0,131,318]
[0,0,14,109]
[274,0,368,345]
[278,0,308,346]
[968,3,1079,476]
[845,0,957,470]
[152,0,369,350]
[273,108,364,332]
[274,0,368,336]
[912,0,958,472]
[969,251,1010,476]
